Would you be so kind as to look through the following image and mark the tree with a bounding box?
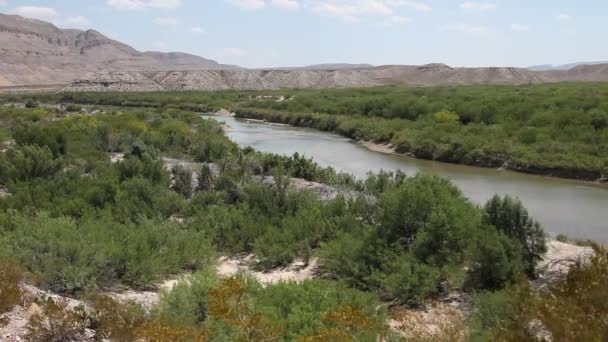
[197,163,214,191]
[590,109,608,130]
[433,110,460,124]
[2,144,61,181]
[172,165,193,198]
[483,195,547,276]
[466,229,524,290]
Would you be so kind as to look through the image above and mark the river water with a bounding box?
[207,116,608,242]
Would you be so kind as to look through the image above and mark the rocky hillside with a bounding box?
[0,13,236,85]
[66,63,608,92]
[66,69,382,91]
[3,13,608,90]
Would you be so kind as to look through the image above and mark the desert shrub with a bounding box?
[24,298,88,342]
[87,294,147,342]
[154,271,219,327]
[252,280,384,340]
[379,254,441,302]
[0,144,61,182]
[172,164,193,198]
[0,213,216,293]
[0,259,24,321]
[299,305,388,342]
[13,123,67,156]
[480,246,608,341]
[483,195,547,276]
[197,163,214,191]
[468,289,515,342]
[466,229,524,290]
[433,110,460,123]
[556,233,569,243]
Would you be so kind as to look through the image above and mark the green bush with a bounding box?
[483,195,547,276]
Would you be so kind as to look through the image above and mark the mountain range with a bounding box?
[1,13,608,91]
[528,61,608,71]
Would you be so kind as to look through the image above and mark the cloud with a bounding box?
[107,0,182,10]
[387,0,432,12]
[0,0,7,7]
[459,2,496,11]
[271,0,300,10]
[229,0,266,10]
[10,6,58,21]
[191,26,207,34]
[444,23,489,34]
[148,0,182,9]
[556,13,571,21]
[312,0,394,22]
[510,23,529,32]
[154,16,178,25]
[107,0,146,10]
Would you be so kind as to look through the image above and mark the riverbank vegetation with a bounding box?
[0,103,605,340]
[5,82,607,181]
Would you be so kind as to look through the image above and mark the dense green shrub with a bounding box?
[483,195,547,276]
[0,213,215,293]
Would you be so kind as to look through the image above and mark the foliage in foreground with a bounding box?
[470,246,608,341]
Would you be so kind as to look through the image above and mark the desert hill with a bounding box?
[0,13,236,85]
[2,13,608,91]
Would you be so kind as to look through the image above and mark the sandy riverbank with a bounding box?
[360,141,398,155]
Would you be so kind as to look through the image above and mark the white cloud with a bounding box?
[10,6,58,21]
[148,0,182,9]
[271,0,300,10]
[191,26,207,34]
[107,0,181,10]
[0,0,8,7]
[154,16,178,25]
[510,23,529,32]
[229,0,266,10]
[65,16,91,27]
[312,0,394,22]
[460,2,496,11]
[387,0,432,12]
[444,23,489,34]
[107,0,146,10]
[556,13,571,21]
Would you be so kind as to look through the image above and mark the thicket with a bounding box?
[7,83,607,179]
[0,102,599,340]
[230,84,608,180]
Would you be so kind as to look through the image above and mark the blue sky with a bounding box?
[2,0,607,68]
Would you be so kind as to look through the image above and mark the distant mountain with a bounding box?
[2,13,608,90]
[0,13,237,86]
[529,61,608,71]
[269,63,374,71]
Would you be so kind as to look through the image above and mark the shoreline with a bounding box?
[359,140,608,188]
[233,111,606,185]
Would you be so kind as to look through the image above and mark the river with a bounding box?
[206,115,608,242]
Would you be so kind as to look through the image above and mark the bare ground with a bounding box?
[217,255,318,285]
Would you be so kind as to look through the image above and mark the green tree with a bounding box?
[172,165,193,198]
[483,195,547,276]
[197,163,214,191]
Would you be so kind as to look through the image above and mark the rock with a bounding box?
[534,240,594,288]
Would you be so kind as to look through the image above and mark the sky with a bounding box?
[1,0,607,68]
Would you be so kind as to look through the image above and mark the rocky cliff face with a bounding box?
[0,13,236,85]
[66,64,608,92]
